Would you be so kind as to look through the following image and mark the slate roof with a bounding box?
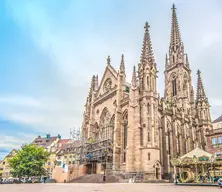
[32,136,58,148]
[57,140,81,155]
[213,115,222,123]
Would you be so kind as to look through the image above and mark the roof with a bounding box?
[180,147,212,159]
[6,149,17,158]
[58,139,71,145]
[213,114,222,123]
[57,140,81,155]
[32,136,58,148]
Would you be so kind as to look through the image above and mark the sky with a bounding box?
[0,0,222,159]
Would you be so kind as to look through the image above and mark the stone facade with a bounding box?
[81,4,213,180]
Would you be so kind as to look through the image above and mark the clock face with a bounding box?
[103,78,112,93]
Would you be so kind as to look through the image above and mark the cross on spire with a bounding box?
[140,22,155,65]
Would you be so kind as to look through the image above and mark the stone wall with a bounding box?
[52,164,86,183]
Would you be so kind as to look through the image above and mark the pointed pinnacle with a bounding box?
[107,55,111,65]
[165,54,168,67]
[186,54,189,63]
[131,65,137,87]
[120,54,125,73]
[90,75,95,93]
[196,70,208,103]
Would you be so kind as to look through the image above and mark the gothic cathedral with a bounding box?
[81,4,213,180]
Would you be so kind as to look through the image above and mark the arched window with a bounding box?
[147,103,150,114]
[171,74,177,96]
[140,128,143,146]
[147,76,149,90]
[148,132,151,143]
[123,112,128,163]
[100,108,111,140]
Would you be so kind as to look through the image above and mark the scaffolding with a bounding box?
[76,138,113,165]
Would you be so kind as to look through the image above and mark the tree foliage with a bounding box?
[9,144,50,178]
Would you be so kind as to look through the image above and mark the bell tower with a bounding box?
[164,4,194,114]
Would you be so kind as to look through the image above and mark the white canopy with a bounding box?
[180,147,212,159]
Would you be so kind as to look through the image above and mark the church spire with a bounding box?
[140,22,155,65]
[196,70,208,104]
[120,54,125,73]
[170,4,182,49]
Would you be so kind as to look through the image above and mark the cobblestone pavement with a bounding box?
[0,183,221,192]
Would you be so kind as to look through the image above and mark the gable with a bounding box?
[96,64,118,96]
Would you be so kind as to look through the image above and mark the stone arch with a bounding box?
[153,160,162,180]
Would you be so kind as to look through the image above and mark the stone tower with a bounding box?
[137,22,160,173]
[113,55,126,170]
[195,70,212,149]
[165,4,194,110]
[163,4,195,162]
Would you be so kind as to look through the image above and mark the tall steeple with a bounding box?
[196,70,208,105]
[166,4,185,68]
[140,22,155,66]
[170,4,182,50]
[138,22,157,93]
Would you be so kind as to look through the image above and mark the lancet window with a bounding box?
[100,108,112,141]
[171,73,177,96]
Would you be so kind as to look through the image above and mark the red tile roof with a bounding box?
[58,139,71,144]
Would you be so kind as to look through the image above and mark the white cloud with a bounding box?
[0,0,221,137]
[210,98,222,107]
[0,132,36,159]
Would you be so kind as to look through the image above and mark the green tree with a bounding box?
[9,144,50,178]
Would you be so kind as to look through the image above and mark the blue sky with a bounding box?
[0,0,222,159]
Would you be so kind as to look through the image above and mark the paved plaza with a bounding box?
[0,183,221,192]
